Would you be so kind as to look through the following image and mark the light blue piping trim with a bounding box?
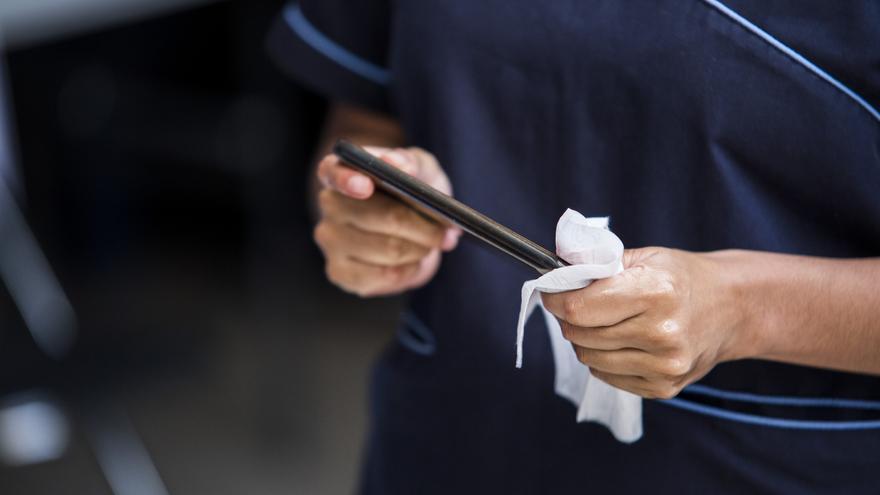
[701,0,880,124]
[660,397,880,431]
[282,3,391,86]
[684,384,880,410]
[396,310,436,356]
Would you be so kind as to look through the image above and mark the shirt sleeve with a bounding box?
[266,1,393,114]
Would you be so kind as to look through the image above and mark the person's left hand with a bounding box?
[541,247,751,399]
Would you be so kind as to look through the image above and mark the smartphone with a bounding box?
[333,140,566,274]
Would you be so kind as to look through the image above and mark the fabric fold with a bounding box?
[516,209,642,443]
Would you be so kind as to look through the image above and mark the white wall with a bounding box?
[0,0,218,48]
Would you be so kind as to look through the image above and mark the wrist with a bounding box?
[701,249,769,362]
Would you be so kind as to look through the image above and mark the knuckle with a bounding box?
[646,270,678,304]
[313,222,332,248]
[651,319,683,346]
[353,286,376,298]
[317,188,335,213]
[562,295,582,323]
[658,278,677,302]
[316,155,333,176]
[324,262,344,286]
[326,262,372,297]
[575,346,590,365]
[318,157,341,186]
[660,356,690,378]
[654,382,682,400]
[351,278,378,298]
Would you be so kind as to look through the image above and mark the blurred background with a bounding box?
[0,1,399,493]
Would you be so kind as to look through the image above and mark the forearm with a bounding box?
[714,250,880,375]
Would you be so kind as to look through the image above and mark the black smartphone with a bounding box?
[333,140,566,274]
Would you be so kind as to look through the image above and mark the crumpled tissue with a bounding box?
[516,209,642,443]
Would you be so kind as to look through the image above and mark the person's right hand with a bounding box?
[314,146,461,297]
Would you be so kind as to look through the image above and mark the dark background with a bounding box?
[0,1,398,493]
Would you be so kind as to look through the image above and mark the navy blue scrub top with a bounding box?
[269,1,880,493]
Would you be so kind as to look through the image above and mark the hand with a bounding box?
[541,248,749,399]
[314,146,461,297]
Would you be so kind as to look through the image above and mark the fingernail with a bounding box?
[441,229,460,251]
[347,175,371,195]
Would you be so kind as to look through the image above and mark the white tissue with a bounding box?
[516,209,642,443]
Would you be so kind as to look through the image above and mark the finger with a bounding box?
[573,346,676,378]
[315,221,431,266]
[621,246,665,269]
[559,317,665,352]
[362,148,461,251]
[401,148,452,194]
[318,189,446,248]
[559,320,632,351]
[592,369,684,400]
[440,228,462,251]
[319,147,420,196]
[405,248,443,291]
[317,154,375,199]
[541,271,650,327]
[325,256,422,297]
[378,148,421,176]
[588,369,656,398]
